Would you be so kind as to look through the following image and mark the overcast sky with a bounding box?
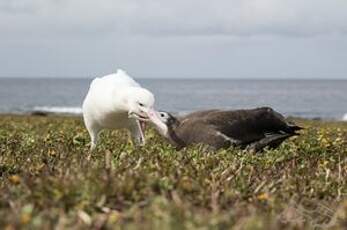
[1,0,347,79]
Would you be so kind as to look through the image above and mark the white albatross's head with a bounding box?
[124,87,168,135]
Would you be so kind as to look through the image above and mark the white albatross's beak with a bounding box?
[128,108,168,138]
[128,111,147,145]
[128,111,149,121]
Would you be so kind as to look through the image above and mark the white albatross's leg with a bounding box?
[84,118,101,151]
[129,120,145,146]
[89,128,100,151]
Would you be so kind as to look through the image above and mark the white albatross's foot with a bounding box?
[90,142,96,151]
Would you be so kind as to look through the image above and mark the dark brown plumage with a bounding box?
[155,107,302,151]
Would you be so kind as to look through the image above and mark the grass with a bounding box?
[0,115,346,229]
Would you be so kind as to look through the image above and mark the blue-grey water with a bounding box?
[0,78,346,120]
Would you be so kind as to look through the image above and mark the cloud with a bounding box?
[1,0,347,39]
[0,0,346,78]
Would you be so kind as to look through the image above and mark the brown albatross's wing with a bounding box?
[176,120,240,150]
[247,133,294,152]
[201,111,264,145]
[179,110,220,123]
[201,107,300,145]
[174,107,302,151]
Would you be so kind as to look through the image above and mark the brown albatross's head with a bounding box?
[157,111,180,128]
[149,111,185,149]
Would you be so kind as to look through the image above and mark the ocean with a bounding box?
[0,78,346,120]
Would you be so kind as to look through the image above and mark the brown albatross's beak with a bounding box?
[147,109,168,138]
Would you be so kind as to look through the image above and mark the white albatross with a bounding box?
[82,69,165,150]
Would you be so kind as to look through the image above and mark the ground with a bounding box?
[0,115,346,229]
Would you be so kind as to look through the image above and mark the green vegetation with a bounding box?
[0,115,346,229]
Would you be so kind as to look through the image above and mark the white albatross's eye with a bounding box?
[138,102,144,107]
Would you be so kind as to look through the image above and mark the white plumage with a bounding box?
[82,69,164,150]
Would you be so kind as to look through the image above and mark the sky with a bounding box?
[0,0,347,79]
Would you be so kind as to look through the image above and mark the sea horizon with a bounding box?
[1,78,346,121]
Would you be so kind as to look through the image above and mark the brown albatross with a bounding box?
[150,107,302,152]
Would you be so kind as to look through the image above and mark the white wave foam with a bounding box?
[33,106,82,115]
[343,113,347,121]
